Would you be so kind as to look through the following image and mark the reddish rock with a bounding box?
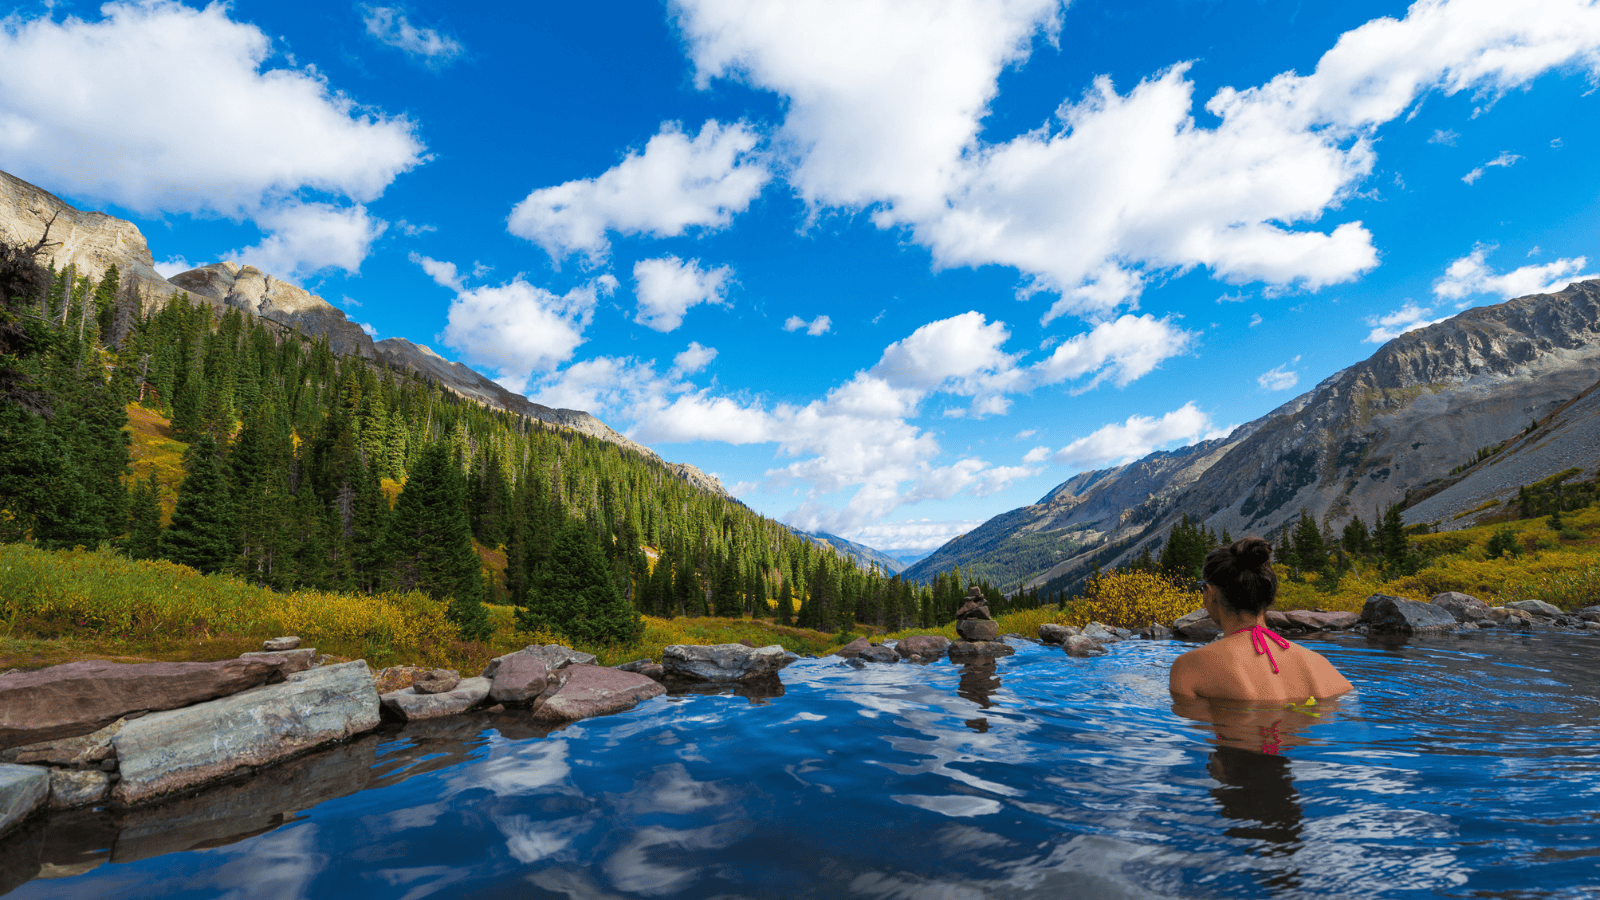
[373,666,428,694]
[489,654,550,704]
[955,600,992,621]
[530,665,665,723]
[0,657,286,750]
[1284,609,1359,631]
[894,635,951,660]
[834,637,873,658]
[241,648,316,673]
[1266,610,1294,630]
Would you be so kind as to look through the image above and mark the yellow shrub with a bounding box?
[264,589,457,655]
[1061,569,1199,628]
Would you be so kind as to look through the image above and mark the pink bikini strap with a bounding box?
[1229,624,1291,674]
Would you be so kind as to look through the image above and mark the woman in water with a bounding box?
[1169,537,1353,702]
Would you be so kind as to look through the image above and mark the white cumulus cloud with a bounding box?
[1051,402,1215,467]
[676,0,1600,317]
[508,120,769,262]
[0,1,424,277]
[1432,244,1596,301]
[671,341,717,375]
[632,256,733,332]
[439,274,618,393]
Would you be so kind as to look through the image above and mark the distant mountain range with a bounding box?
[903,280,1600,593]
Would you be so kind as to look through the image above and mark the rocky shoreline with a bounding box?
[3,589,1595,842]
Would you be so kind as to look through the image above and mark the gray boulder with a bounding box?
[112,661,381,805]
[614,659,666,681]
[1506,599,1563,619]
[48,770,110,809]
[490,655,551,704]
[1081,622,1119,642]
[663,644,794,682]
[1429,592,1493,623]
[948,640,1015,659]
[262,637,301,652]
[1038,623,1072,644]
[0,717,125,766]
[529,665,665,723]
[482,644,597,679]
[1282,609,1360,631]
[1172,609,1221,640]
[894,635,951,661]
[1359,594,1460,634]
[858,645,899,664]
[1578,605,1600,622]
[0,657,287,749]
[0,763,48,836]
[957,619,1000,642]
[1141,624,1173,640]
[380,677,490,722]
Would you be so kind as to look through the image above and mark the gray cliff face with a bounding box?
[0,169,197,311]
[912,280,1600,592]
[169,262,376,360]
[373,338,731,498]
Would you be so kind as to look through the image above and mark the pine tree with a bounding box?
[517,519,643,645]
[385,442,489,640]
[776,576,794,625]
[159,435,239,573]
[124,472,163,560]
[1292,509,1328,577]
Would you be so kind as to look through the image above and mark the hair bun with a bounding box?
[1233,537,1272,569]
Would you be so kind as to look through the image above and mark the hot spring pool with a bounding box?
[3,633,1598,899]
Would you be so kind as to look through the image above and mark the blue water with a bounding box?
[4,633,1600,899]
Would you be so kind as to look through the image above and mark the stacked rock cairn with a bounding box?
[949,587,1016,658]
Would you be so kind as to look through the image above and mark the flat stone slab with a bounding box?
[0,657,287,750]
[111,661,380,805]
[240,648,316,673]
[482,645,596,679]
[380,677,490,722]
[1283,609,1359,630]
[262,636,301,652]
[531,665,665,723]
[0,764,48,836]
[663,644,794,682]
[0,717,125,766]
[948,640,1016,658]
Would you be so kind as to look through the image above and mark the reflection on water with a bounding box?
[4,633,1600,899]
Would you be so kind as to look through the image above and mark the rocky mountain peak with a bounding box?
[169,262,376,360]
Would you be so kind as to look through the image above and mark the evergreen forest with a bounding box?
[0,234,1042,647]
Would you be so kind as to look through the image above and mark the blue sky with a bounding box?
[3,0,1599,554]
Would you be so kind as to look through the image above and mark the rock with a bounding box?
[955,600,992,621]
[948,640,1015,659]
[1063,635,1107,657]
[411,669,462,695]
[1506,599,1563,619]
[0,764,48,836]
[1427,592,1492,623]
[0,657,288,750]
[262,636,301,652]
[379,677,490,722]
[858,645,899,664]
[662,644,794,682]
[956,618,1000,642]
[615,659,666,681]
[1487,607,1512,623]
[1141,624,1173,640]
[894,635,951,661]
[1359,594,1460,634]
[1283,609,1360,631]
[241,648,316,673]
[1038,623,1071,644]
[1081,622,1118,642]
[1172,609,1222,640]
[1579,605,1600,622]
[111,661,380,806]
[1266,610,1294,630]
[481,644,597,680]
[47,770,110,809]
[373,666,429,694]
[0,717,126,766]
[489,655,550,704]
[530,665,666,723]
[834,637,873,658]
[170,262,377,360]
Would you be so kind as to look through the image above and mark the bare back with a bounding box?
[1170,630,1352,702]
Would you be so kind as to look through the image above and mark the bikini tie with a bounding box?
[1229,624,1291,674]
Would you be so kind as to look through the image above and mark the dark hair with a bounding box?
[1201,536,1277,614]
